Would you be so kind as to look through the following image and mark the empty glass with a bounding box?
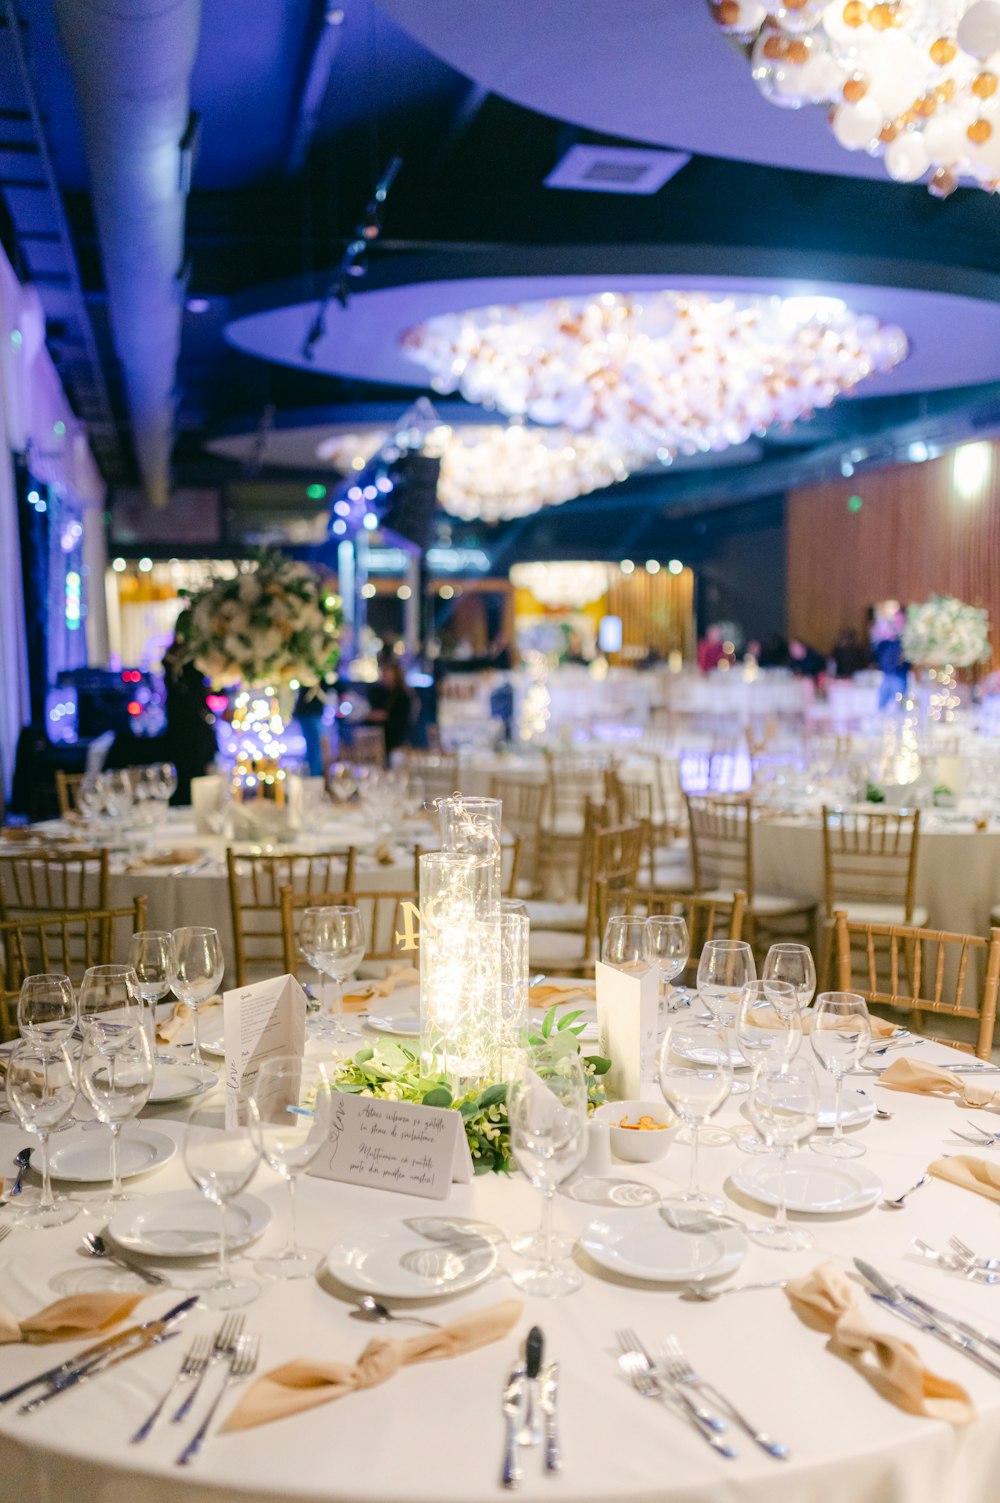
[78,1022,154,1216]
[171,927,224,1067]
[697,939,755,1095]
[128,930,176,1060]
[17,973,76,1045]
[734,979,801,1154]
[250,1057,332,1279]
[307,906,365,1037]
[747,1056,820,1250]
[75,773,106,824]
[762,943,817,1014]
[644,915,690,1009]
[6,1041,79,1227]
[508,1048,588,1297]
[657,1016,733,1214]
[78,964,140,1041]
[184,1097,262,1309]
[328,763,358,804]
[811,991,872,1159]
[602,915,650,971]
[102,769,134,822]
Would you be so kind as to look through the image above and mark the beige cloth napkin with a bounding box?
[785,1263,974,1425]
[529,983,595,1008]
[880,1056,1000,1109]
[124,847,203,872]
[157,995,221,1044]
[750,1008,896,1039]
[0,1291,146,1345]
[342,962,420,1012]
[372,841,397,866]
[928,1155,1000,1205]
[222,1299,522,1433]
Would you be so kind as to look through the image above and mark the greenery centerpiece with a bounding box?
[902,593,991,724]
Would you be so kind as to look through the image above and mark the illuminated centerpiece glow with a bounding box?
[400,292,908,458]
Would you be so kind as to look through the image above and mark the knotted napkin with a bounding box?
[342,962,421,1012]
[157,995,221,1044]
[928,1154,1000,1205]
[0,1291,146,1345]
[529,983,595,1008]
[124,847,203,873]
[221,1299,522,1433]
[880,1056,1000,1110]
[785,1263,974,1425]
[749,1009,896,1039]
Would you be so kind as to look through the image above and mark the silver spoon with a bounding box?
[880,1173,929,1210]
[349,1295,441,1329]
[682,1278,788,1302]
[857,1092,893,1120]
[80,1231,167,1285]
[10,1147,31,1196]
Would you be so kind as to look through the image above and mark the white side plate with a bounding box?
[730,1158,882,1214]
[108,1190,271,1257]
[325,1223,497,1298]
[47,1127,176,1183]
[579,1210,747,1283]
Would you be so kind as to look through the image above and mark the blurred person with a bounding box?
[788,638,826,681]
[161,622,219,803]
[363,652,417,756]
[831,627,871,678]
[697,624,727,673]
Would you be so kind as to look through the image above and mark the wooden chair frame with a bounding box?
[821,806,921,921]
[605,887,747,988]
[280,884,418,979]
[227,847,356,986]
[0,847,110,919]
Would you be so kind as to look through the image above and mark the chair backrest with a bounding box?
[583,819,647,957]
[280,884,418,978]
[400,750,459,805]
[54,770,86,817]
[0,848,110,918]
[490,775,546,893]
[348,725,387,769]
[834,909,1000,1060]
[603,887,747,987]
[227,847,356,986]
[821,806,920,919]
[685,794,752,899]
[0,898,148,1040]
[545,759,608,830]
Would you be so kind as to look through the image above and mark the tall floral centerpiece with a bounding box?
[902,595,991,723]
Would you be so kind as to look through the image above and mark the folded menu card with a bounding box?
[223,974,306,1127]
[309,1093,472,1199]
[596,959,658,1099]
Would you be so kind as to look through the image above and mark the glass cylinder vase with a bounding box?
[499,911,529,1077]
[419,851,501,1092]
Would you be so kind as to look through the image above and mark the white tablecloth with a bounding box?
[3,1027,1000,1502]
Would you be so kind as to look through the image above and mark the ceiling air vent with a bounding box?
[544,144,691,195]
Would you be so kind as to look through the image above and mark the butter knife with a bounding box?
[19,1328,182,1413]
[539,1361,561,1473]
[855,1259,1000,1380]
[502,1364,526,1489]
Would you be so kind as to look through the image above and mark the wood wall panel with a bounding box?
[607,568,695,663]
[787,443,1000,666]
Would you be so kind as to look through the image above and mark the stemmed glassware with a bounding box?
[696,939,755,1094]
[250,1057,332,1279]
[170,927,224,1068]
[6,1040,80,1227]
[602,915,650,971]
[298,908,327,1015]
[657,1016,733,1215]
[762,943,817,1014]
[810,991,872,1158]
[306,906,365,1038]
[328,763,359,804]
[78,1022,154,1216]
[747,1056,820,1250]
[734,979,801,1154]
[17,973,77,1045]
[78,964,140,1041]
[75,773,106,825]
[102,769,134,826]
[184,1097,262,1309]
[644,915,690,1010]
[128,930,176,1061]
[507,1047,588,1297]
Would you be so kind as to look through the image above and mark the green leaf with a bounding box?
[421,1086,453,1108]
[541,1003,558,1039]
[478,1083,507,1109]
[584,1054,612,1075]
[353,1045,374,1065]
[459,1100,482,1119]
[555,1010,584,1031]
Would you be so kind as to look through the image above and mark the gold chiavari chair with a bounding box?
[821,806,925,925]
[602,887,747,989]
[399,749,460,805]
[685,793,816,949]
[529,819,647,977]
[347,725,387,769]
[490,774,546,896]
[54,770,86,817]
[227,847,356,986]
[536,758,611,903]
[0,847,110,920]
[605,768,693,891]
[279,884,418,982]
[834,910,1000,1061]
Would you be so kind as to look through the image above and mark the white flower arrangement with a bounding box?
[902,594,991,669]
[176,550,342,688]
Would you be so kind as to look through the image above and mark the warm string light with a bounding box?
[711,0,1000,195]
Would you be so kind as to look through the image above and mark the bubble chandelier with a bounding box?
[709,1,1000,195]
[400,291,908,457]
[316,421,634,522]
[509,561,610,609]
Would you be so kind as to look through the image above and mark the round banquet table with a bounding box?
[3,1021,1000,1503]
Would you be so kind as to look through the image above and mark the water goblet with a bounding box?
[6,1041,80,1227]
[17,973,77,1045]
[78,963,140,1041]
[734,980,801,1154]
[184,1097,262,1309]
[697,939,755,1094]
[128,929,176,1059]
[810,991,872,1159]
[644,915,690,1010]
[747,1056,820,1250]
[298,907,327,1015]
[328,763,358,804]
[75,773,106,825]
[250,1057,332,1279]
[102,768,134,824]
[78,1022,154,1217]
[507,1048,588,1297]
[171,927,224,1068]
[603,915,650,971]
[657,1016,733,1215]
[309,906,366,1038]
[762,943,817,1014]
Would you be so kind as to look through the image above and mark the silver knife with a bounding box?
[502,1364,526,1489]
[539,1361,561,1473]
[856,1259,1000,1380]
[891,1282,1000,1361]
[18,1329,182,1413]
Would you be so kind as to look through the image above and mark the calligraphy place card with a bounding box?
[309,1093,472,1200]
[223,974,306,1127]
[596,959,658,1101]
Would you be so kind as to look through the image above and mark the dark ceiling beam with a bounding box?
[285,3,347,176]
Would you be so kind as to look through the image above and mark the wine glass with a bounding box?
[696,939,755,1095]
[75,773,106,825]
[171,927,224,1068]
[78,1022,154,1216]
[810,991,872,1159]
[6,1041,80,1227]
[507,1048,588,1297]
[644,915,690,1010]
[747,1056,820,1250]
[328,763,358,804]
[102,768,134,823]
[184,1096,262,1309]
[128,930,176,1061]
[734,980,802,1154]
[308,906,365,1038]
[149,761,178,809]
[602,915,650,971]
[249,1057,332,1279]
[657,1016,733,1215]
[762,943,817,1014]
[17,973,77,1045]
[78,964,140,1041]
[298,908,328,1016]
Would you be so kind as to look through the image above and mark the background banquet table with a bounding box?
[3,1023,1000,1503]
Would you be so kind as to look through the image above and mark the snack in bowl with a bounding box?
[595,1100,678,1163]
[618,1115,669,1131]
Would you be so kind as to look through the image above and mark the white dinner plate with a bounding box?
[108,1190,271,1257]
[730,1158,882,1215]
[199,1020,225,1057]
[672,1038,749,1070]
[48,1127,176,1183]
[148,1065,218,1103]
[817,1089,876,1130]
[580,1210,746,1283]
[367,1013,421,1037]
[325,1222,498,1298]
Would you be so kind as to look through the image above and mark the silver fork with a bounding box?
[0,1224,11,1242]
[949,1234,1000,1271]
[177,1333,259,1466]
[171,1314,243,1423]
[615,1335,737,1460]
[914,1239,1000,1284]
[660,1336,789,1460]
[130,1334,212,1443]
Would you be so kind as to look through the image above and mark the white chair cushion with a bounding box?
[834,901,930,927]
[699,888,815,917]
[528,930,589,969]
[524,900,587,932]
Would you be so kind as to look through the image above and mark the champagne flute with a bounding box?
[602,915,650,971]
[696,939,755,1095]
[747,1056,820,1250]
[734,979,801,1154]
[762,943,817,1014]
[6,1041,79,1227]
[171,927,224,1068]
[644,915,690,1010]
[309,906,365,1038]
[184,1097,262,1309]
[78,1023,154,1216]
[657,1016,733,1215]
[507,1047,588,1297]
[128,930,176,1061]
[17,973,77,1045]
[810,991,872,1159]
[78,964,140,1041]
[249,1057,332,1279]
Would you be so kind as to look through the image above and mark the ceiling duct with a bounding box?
[53,0,201,510]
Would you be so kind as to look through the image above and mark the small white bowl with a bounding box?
[595,1100,678,1163]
